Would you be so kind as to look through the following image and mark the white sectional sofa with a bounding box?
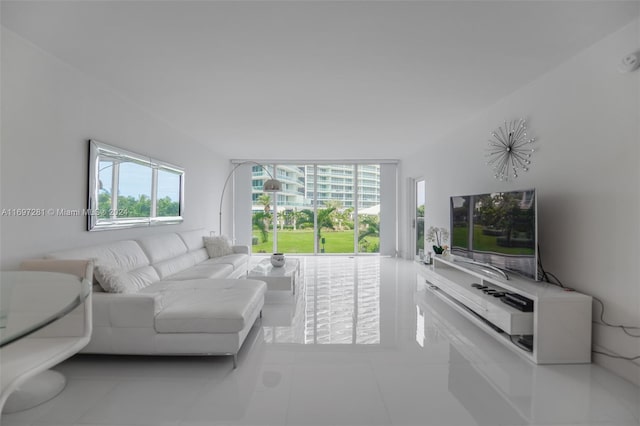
[45,229,266,368]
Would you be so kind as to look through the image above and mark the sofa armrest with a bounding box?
[232,245,250,255]
[93,292,157,328]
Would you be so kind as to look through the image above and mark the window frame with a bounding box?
[88,140,184,231]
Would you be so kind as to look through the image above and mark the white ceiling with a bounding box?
[2,1,638,160]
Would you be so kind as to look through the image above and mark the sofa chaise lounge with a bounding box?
[45,229,266,367]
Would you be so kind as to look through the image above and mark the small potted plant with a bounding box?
[426,226,449,255]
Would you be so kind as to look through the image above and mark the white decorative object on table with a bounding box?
[270,253,285,267]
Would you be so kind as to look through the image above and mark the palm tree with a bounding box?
[257,194,271,213]
[297,207,336,241]
[278,210,287,231]
[290,208,302,230]
[322,200,346,229]
[298,209,313,226]
[252,211,269,243]
[358,215,379,240]
[323,200,343,211]
[316,206,336,241]
[335,207,353,230]
[358,214,380,252]
[257,194,272,232]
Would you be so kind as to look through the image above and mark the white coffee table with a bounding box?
[247,258,300,294]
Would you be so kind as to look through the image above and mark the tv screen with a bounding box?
[450,189,537,280]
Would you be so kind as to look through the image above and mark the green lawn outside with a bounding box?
[252,229,379,254]
[452,225,534,255]
[452,225,468,248]
[472,225,534,255]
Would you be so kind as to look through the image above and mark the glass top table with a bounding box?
[0,271,90,348]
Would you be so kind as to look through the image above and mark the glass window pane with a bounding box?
[156,169,181,217]
[357,165,380,254]
[317,164,355,254]
[251,165,275,253]
[416,179,425,256]
[117,161,152,218]
[252,165,315,254]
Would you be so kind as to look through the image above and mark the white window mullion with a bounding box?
[354,164,359,254]
[272,164,278,253]
[111,162,119,219]
[150,167,158,218]
[313,165,318,254]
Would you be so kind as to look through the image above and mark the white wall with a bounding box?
[400,19,640,385]
[0,28,229,269]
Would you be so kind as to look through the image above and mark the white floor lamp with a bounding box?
[218,161,282,236]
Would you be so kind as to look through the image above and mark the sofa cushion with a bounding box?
[177,229,207,251]
[161,263,233,281]
[189,248,209,264]
[94,264,160,293]
[153,253,197,280]
[136,233,188,264]
[46,240,150,272]
[203,236,233,258]
[153,279,267,333]
[202,253,248,270]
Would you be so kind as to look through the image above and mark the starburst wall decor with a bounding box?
[486,118,536,181]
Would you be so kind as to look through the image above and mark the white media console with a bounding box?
[417,256,592,364]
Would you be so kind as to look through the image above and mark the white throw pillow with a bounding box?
[94,264,138,293]
[203,236,233,258]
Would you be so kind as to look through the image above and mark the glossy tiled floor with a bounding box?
[3,257,639,426]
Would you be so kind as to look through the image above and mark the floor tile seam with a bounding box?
[283,362,296,426]
[368,358,397,426]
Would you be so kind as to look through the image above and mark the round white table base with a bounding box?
[2,370,66,414]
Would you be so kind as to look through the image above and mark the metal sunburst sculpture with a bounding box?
[486,119,535,181]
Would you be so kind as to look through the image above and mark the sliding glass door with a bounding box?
[415,179,425,257]
[315,164,354,254]
[251,164,314,254]
[249,163,381,255]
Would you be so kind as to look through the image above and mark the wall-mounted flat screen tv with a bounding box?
[450,189,537,280]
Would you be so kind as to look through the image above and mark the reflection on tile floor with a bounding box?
[2,257,639,426]
[263,256,380,345]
